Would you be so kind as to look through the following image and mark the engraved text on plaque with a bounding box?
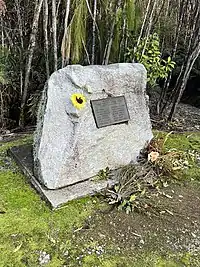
[91,96,130,128]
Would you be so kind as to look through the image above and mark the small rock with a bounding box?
[139,239,145,245]
[38,251,50,265]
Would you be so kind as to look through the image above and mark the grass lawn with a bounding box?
[0,132,200,266]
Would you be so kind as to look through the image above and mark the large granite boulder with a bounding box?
[33,63,153,189]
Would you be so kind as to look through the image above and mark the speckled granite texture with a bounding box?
[34,63,153,189]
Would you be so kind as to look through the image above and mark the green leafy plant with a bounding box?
[94,167,110,181]
[127,33,175,87]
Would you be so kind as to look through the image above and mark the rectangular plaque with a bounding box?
[91,96,130,128]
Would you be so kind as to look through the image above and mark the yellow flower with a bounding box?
[70,93,86,110]
[148,151,159,162]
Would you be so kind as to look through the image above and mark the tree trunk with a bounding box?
[14,0,24,97]
[141,0,157,58]
[56,0,62,18]
[85,0,101,63]
[52,0,57,71]
[61,0,71,67]
[102,0,121,65]
[168,42,200,120]
[43,0,50,79]
[19,0,44,127]
[157,0,188,115]
[136,0,151,49]
[91,0,97,64]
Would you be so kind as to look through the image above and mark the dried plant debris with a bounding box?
[105,134,199,215]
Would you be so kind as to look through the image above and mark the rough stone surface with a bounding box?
[34,63,153,189]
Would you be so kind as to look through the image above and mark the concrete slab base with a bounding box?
[8,145,114,209]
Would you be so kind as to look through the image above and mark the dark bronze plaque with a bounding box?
[91,96,130,128]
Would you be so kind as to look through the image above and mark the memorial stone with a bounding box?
[33,63,153,189]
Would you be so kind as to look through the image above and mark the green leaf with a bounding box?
[167,56,171,63]
[129,194,137,202]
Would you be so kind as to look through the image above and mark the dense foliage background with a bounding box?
[0,0,200,128]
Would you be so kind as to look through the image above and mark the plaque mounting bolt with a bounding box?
[102,89,114,97]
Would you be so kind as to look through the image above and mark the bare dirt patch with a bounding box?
[72,182,200,257]
[151,103,200,132]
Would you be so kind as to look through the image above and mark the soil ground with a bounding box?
[63,182,200,266]
[150,102,200,132]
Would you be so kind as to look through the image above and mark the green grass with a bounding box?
[155,131,200,180]
[0,174,100,266]
[0,133,200,266]
[0,167,99,266]
[0,136,101,266]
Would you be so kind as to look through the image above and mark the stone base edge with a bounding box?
[8,145,114,209]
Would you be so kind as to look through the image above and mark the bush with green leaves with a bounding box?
[127,33,175,87]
